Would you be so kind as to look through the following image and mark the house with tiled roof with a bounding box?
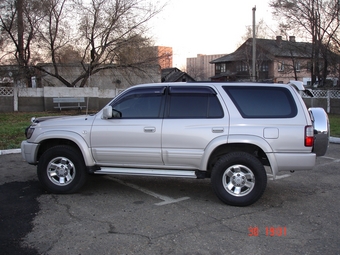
[210,36,339,85]
[161,68,195,82]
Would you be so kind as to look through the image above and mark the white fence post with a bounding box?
[327,90,330,113]
[13,87,18,111]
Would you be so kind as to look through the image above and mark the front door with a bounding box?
[91,86,166,167]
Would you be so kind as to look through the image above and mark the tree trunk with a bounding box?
[16,0,24,66]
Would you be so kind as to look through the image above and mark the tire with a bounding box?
[37,145,87,194]
[211,152,267,206]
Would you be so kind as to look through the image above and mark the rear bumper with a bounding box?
[275,152,316,171]
[267,152,316,178]
[21,141,39,164]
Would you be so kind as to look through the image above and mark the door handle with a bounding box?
[144,127,156,133]
[212,127,224,133]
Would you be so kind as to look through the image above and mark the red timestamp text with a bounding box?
[248,226,287,237]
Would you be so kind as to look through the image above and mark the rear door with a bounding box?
[161,86,228,169]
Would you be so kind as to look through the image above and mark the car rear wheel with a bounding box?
[37,145,87,193]
[211,152,267,206]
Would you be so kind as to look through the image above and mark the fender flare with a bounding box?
[201,134,279,177]
[34,131,95,166]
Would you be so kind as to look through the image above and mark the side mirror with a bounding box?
[102,106,112,119]
[112,109,122,118]
[102,106,122,119]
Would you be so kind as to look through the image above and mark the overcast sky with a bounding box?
[149,0,274,67]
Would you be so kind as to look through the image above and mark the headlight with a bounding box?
[25,126,35,139]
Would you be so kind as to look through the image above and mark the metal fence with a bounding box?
[0,87,123,112]
[0,87,14,96]
[301,90,340,98]
[301,90,340,113]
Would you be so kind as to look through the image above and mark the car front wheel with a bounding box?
[211,152,267,206]
[37,145,87,193]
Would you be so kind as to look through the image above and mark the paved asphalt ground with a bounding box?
[1,143,340,255]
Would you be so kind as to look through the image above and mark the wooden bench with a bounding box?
[53,97,87,111]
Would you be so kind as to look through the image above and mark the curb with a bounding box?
[330,136,340,144]
[1,137,340,156]
[0,148,21,155]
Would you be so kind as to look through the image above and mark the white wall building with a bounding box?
[186,54,225,81]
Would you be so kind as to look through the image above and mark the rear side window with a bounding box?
[223,86,297,118]
[167,86,224,118]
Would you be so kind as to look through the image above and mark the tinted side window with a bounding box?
[167,87,224,118]
[111,87,165,118]
[223,86,297,118]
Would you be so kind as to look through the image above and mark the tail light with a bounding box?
[305,125,314,147]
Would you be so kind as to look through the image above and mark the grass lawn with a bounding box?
[0,111,340,150]
[0,111,82,150]
[329,114,340,138]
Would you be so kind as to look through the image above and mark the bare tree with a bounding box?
[34,0,77,86]
[240,19,277,44]
[33,0,164,87]
[55,45,83,64]
[74,0,164,87]
[186,60,205,81]
[1,0,165,87]
[0,0,44,86]
[270,0,340,86]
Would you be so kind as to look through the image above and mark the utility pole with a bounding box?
[252,6,256,82]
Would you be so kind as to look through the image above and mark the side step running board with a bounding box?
[94,167,198,178]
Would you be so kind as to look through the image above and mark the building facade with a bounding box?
[210,36,339,85]
[186,54,225,81]
[153,46,173,69]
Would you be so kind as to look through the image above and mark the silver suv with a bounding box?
[21,82,329,206]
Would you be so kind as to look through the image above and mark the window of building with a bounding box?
[215,64,221,73]
[260,62,268,72]
[295,61,300,72]
[278,61,284,72]
[307,62,312,72]
[221,63,226,73]
[236,62,248,72]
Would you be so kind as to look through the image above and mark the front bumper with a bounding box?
[21,141,39,165]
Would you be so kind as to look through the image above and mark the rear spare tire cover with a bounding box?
[309,107,329,156]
